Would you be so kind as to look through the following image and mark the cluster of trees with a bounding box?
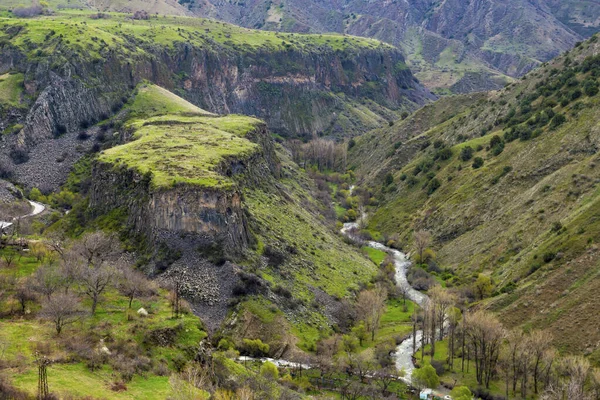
[287,138,349,173]
[1,232,156,335]
[409,282,600,399]
[407,229,600,399]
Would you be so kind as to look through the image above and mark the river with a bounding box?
[341,218,427,384]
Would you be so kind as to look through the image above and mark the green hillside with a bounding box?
[352,33,600,358]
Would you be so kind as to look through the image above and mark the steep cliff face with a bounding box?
[0,13,431,190]
[186,0,594,93]
[90,163,252,256]
[89,92,275,256]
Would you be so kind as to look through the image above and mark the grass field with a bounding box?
[99,84,263,189]
[0,73,23,107]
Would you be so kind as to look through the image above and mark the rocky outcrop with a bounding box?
[0,21,431,190]
[188,0,586,92]
[89,123,274,257]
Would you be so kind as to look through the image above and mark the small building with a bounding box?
[419,389,447,400]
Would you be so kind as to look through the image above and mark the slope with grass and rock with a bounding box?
[349,33,600,360]
[180,0,599,94]
[79,83,378,353]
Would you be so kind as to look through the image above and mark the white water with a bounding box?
[0,200,45,230]
[341,218,427,384]
[237,187,429,387]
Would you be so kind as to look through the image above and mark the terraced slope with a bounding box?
[351,34,600,359]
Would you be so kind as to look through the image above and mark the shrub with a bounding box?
[9,148,29,164]
[427,178,441,195]
[54,124,67,137]
[260,361,279,379]
[543,252,556,263]
[472,157,484,169]
[491,141,504,156]
[430,360,445,376]
[241,338,270,357]
[435,147,452,161]
[412,364,439,389]
[0,162,14,179]
[384,172,394,186]
[489,135,502,148]
[77,131,90,140]
[460,146,474,161]
[12,5,43,17]
[551,113,566,128]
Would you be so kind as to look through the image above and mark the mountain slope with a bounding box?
[86,83,377,349]
[351,33,600,359]
[0,10,431,192]
[184,0,596,94]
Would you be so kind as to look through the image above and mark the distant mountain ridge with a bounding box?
[183,0,599,94]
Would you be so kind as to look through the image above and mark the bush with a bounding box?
[551,113,566,128]
[460,146,474,161]
[241,338,270,357]
[412,364,439,389]
[430,359,445,376]
[54,124,67,137]
[489,135,502,148]
[0,162,14,179]
[77,131,90,140]
[435,147,452,161]
[9,148,29,164]
[260,361,279,379]
[472,157,484,169]
[384,172,394,186]
[427,178,441,195]
[12,5,43,17]
[543,252,556,263]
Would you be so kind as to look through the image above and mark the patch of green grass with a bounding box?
[0,72,23,106]
[373,298,415,346]
[12,363,171,400]
[0,11,383,63]
[127,85,213,120]
[99,85,263,189]
[362,246,387,266]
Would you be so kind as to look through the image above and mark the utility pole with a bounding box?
[36,352,50,400]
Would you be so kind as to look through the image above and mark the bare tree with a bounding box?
[530,330,553,395]
[45,231,67,262]
[356,285,387,341]
[31,264,62,300]
[413,230,431,265]
[447,306,462,369]
[542,356,592,400]
[465,310,504,388]
[71,232,119,314]
[77,261,114,314]
[429,285,456,342]
[58,254,82,294]
[71,232,118,268]
[40,293,84,335]
[118,266,155,310]
[14,278,36,314]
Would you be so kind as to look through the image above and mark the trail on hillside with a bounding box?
[0,200,45,230]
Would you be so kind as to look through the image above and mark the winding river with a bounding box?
[341,218,427,384]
